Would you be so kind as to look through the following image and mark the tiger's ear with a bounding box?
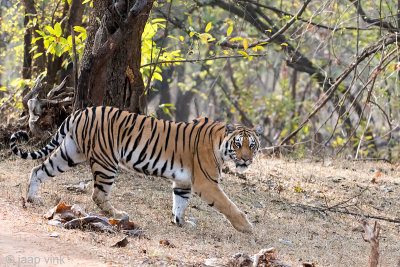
[254,125,264,137]
[225,123,236,134]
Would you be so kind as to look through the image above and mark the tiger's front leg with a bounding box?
[193,178,253,233]
[172,182,191,226]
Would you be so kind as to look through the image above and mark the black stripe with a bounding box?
[164,121,171,150]
[152,148,162,169]
[160,160,168,176]
[149,134,160,159]
[174,123,182,151]
[42,165,55,177]
[150,117,155,130]
[138,116,147,131]
[48,158,54,169]
[98,180,114,185]
[94,183,106,192]
[126,114,138,136]
[126,127,145,162]
[116,114,128,150]
[152,169,158,176]
[141,162,150,175]
[182,123,189,151]
[170,151,174,170]
[93,170,115,180]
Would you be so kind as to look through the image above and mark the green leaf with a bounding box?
[31,37,43,44]
[243,39,248,50]
[29,45,38,53]
[227,24,233,36]
[54,22,62,37]
[45,25,56,36]
[73,26,86,33]
[199,33,208,42]
[167,35,179,40]
[32,52,43,59]
[151,19,166,23]
[35,30,45,36]
[153,72,163,81]
[229,37,243,42]
[205,22,212,33]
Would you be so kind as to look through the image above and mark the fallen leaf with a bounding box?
[159,239,175,248]
[302,262,316,267]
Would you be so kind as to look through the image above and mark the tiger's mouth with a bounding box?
[236,163,248,173]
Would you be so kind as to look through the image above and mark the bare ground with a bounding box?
[1,153,400,266]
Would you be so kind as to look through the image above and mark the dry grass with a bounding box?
[1,152,400,266]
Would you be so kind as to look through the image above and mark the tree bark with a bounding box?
[75,0,153,113]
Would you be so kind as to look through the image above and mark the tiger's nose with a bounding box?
[242,155,252,164]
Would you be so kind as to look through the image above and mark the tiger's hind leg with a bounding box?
[90,163,128,219]
[172,182,191,226]
[27,133,85,202]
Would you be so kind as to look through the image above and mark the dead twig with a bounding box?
[322,188,368,211]
[361,218,380,267]
[292,202,400,224]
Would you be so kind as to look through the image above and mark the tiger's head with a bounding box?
[221,123,264,173]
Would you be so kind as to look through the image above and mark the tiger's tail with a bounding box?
[10,114,74,160]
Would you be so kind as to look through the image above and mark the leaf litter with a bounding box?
[44,202,146,241]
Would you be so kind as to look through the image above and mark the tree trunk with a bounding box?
[175,65,196,122]
[155,67,173,120]
[21,0,46,76]
[22,9,32,80]
[74,0,153,113]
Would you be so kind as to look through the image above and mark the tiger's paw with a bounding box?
[112,210,129,219]
[105,208,129,219]
[231,212,253,233]
[26,195,44,206]
[173,215,184,227]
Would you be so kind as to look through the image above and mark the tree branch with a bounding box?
[280,33,400,145]
[349,0,398,32]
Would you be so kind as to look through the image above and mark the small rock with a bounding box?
[251,202,263,209]
[324,161,333,167]
[327,176,346,183]
[185,217,198,228]
[49,232,59,238]
[380,186,393,193]
[122,191,135,197]
[48,219,63,227]
[204,258,223,266]
[111,236,129,248]
[278,238,294,247]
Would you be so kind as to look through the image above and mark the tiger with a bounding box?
[10,106,263,233]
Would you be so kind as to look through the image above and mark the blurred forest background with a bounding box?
[0,0,399,161]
